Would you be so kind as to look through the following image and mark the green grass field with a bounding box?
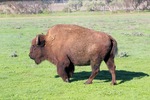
[0,12,150,100]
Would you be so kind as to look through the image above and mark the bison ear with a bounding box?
[36,34,45,47]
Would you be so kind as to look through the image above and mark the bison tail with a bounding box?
[110,36,118,57]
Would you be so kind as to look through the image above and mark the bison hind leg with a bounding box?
[85,58,102,84]
[104,56,117,85]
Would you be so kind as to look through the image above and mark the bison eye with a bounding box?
[32,45,36,48]
[31,45,36,50]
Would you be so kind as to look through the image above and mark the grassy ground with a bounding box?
[0,12,150,100]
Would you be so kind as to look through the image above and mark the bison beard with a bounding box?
[34,58,41,64]
[29,24,118,85]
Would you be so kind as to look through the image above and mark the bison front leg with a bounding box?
[57,65,70,83]
[66,62,75,78]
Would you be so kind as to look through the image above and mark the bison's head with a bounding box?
[29,34,46,64]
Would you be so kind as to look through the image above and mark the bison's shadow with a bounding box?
[55,70,149,84]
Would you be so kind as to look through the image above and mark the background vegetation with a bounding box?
[0,0,149,14]
[0,12,150,99]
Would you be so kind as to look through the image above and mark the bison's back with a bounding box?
[46,24,112,65]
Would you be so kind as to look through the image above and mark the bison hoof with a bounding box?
[84,81,92,84]
[65,79,70,83]
[111,82,117,85]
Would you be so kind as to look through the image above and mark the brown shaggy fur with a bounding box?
[29,24,118,85]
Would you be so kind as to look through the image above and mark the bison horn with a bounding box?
[35,34,45,47]
[36,35,40,45]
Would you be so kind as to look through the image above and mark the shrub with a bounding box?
[67,0,82,12]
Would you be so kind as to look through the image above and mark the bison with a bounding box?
[29,24,118,85]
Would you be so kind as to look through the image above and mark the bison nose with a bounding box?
[29,54,33,59]
[29,54,31,58]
